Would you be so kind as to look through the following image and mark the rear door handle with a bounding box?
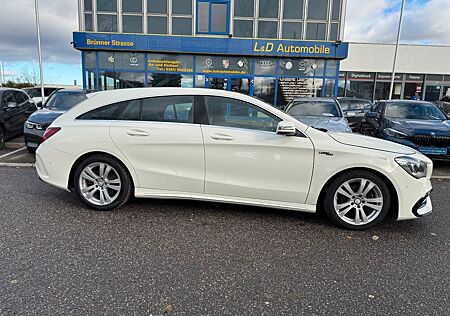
[210,133,234,141]
[127,129,149,137]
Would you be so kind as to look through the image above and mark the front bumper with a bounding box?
[382,135,450,160]
[23,128,44,148]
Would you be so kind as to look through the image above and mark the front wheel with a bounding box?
[323,171,391,230]
[73,155,132,211]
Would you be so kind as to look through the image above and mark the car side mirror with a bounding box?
[367,112,379,119]
[5,102,18,109]
[276,121,297,136]
[345,111,356,117]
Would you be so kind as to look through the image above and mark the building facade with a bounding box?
[75,0,349,108]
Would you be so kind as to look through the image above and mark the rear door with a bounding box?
[109,95,205,193]
[200,96,314,204]
[1,90,22,137]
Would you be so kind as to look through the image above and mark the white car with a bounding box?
[35,88,433,230]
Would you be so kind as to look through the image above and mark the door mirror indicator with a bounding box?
[276,121,297,136]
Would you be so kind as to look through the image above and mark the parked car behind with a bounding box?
[437,95,450,116]
[24,89,93,153]
[0,88,37,149]
[285,97,352,132]
[22,86,61,108]
[337,97,372,131]
[360,100,450,160]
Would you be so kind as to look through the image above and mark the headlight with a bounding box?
[25,122,45,130]
[25,122,35,129]
[395,156,427,179]
[384,128,408,138]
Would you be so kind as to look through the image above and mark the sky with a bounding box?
[0,0,449,85]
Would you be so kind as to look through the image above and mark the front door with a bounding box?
[200,95,314,204]
[206,76,252,95]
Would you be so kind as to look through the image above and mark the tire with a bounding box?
[0,126,5,150]
[323,170,391,230]
[73,154,133,211]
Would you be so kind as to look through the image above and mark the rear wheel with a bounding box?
[73,155,132,211]
[323,170,391,230]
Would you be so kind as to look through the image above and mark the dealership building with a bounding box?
[74,0,450,107]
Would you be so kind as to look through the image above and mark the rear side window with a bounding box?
[15,92,28,104]
[78,102,124,120]
[117,99,141,121]
[141,96,194,123]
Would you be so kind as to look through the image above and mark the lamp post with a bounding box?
[389,0,406,100]
[34,0,45,104]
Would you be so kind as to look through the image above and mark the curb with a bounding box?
[0,163,35,168]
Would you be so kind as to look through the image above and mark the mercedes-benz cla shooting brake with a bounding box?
[36,88,433,230]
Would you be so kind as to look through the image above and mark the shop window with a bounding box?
[233,19,253,38]
[85,13,93,31]
[306,22,326,40]
[197,0,230,34]
[148,73,194,88]
[307,0,328,20]
[84,51,96,69]
[330,23,339,41]
[84,0,92,11]
[122,15,143,33]
[148,16,168,34]
[326,60,337,77]
[375,82,401,100]
[173,17,193,35]
[259,0,279,19]
[254,77,276,106]
[173,0,193,14]
[346,81,374,100]
[147,0,167,14]
[258,20,278,39]
[97,0,117,12]
[282,22,302,40]
[404,82,423,100]
[97,14,118,32]
[331,0,341,20]
[98,52,145,70]
[255,58,277,76]
[277,78,323,107]
[234,0,254,17]
[323,79,335,97]
[85,70,96,90]
[123,0,143,13]
[278,59,324,77]
[283,0,303,19]
[99,71,145,90]
[424,85,442,102]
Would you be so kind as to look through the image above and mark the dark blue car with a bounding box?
[361,100,450,160]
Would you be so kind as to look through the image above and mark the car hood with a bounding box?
[329,132,416,155]
[388,119,450,135]
[292,116,351,132]
[27,108,66,125]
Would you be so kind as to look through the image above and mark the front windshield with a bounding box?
[287,101,342,117]
[385,102,447,120]
[45,92,87,111]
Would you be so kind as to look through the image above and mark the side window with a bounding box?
[78,102,124,120]
[204,96,281,132]
[141,96,194,123]
[2,91,16,106]
[117,99,141,121]
[339,101,349,111]
[44,88,57,96]
[375,102,385,115]
[15,92,28,104]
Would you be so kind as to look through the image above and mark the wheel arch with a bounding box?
[68,151,136,194]
[316,167,399,220]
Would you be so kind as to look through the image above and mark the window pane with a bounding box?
[118,100,141,121]
[234,0,254,17]
[211,3,228,33]
[330,23,339,41]
[306,22,326,40]
[259,0,279,18]
[148,73,193,88]
[122,15,143,33]
[282,22,302,39]
[204,96,281,132]
[147,0,167,14]
[97,0,117,12]
[85,13,93,31]
[173,0,192,14]
[307,0,328,20]
[332,0,341,20]
[97,14,118,32]
[142,96,194,123]
[233,19,253,38]
[326,60,337,77]
[284,0,303,19]
[99,71,145,90]
[254,77,276,105]
[123,0,142,13]
[148,16,168,34]
[85,51,96,68]
[197,2,209,32]
[258,21,278,39]
[78,103,123,120]
[84,0,92,11]
[173,17,192,35]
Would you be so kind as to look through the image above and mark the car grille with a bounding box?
[411,134,450,147]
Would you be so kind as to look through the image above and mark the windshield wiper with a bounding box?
[311,126,328,133]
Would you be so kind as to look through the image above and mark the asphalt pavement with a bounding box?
[0,167,449,315]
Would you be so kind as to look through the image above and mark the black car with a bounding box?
[337,97,372,131]
[360,100,450,160]
[22,86,61,108]
[0,88,37,149]
[24,89,93,152]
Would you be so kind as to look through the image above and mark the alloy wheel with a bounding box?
[333,178,384,226]
[79,162,122,206]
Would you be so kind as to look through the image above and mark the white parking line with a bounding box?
[0,147,27,160]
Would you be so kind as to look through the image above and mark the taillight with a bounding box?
[40,127,61,143]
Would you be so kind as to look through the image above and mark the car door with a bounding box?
[109,95,205,194]
[15,91,36,128]
[200,96,314,204]
[1,90,21,137]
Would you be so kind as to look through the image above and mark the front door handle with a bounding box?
[210,133,234,141]
[127,129,149,137]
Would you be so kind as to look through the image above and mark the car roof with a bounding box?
[0,87,26,94]
[378,100,433,104]
[338,97,372,102]
[291,97,337,102]
[51,89,93,93]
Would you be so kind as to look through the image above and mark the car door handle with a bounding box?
[127,129,149,137]
[210,133,234,141]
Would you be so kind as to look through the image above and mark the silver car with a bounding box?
[285,97,352,133]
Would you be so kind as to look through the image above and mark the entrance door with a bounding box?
[206,76,252,95]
